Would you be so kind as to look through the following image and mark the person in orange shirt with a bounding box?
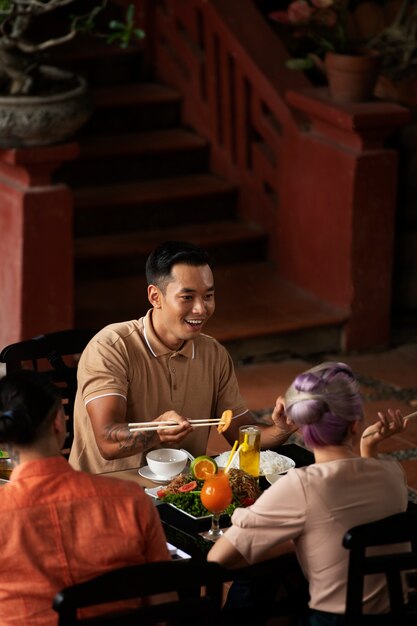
[0,369,170,626]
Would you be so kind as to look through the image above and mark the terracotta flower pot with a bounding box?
[324,51,381,103]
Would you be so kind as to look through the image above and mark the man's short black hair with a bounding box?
[145,241,212,290]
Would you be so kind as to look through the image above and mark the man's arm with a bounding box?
[224,396,298,449]
[87,395,193,461]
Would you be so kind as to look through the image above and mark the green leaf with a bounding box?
[286,57,315,71]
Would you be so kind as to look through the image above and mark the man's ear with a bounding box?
[148,284,162,309]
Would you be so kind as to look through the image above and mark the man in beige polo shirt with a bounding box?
[69,241,295,473]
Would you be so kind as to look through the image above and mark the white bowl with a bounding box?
[265,473,284,485]
[146,448,188,479]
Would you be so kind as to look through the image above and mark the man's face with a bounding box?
[149,263,215,350]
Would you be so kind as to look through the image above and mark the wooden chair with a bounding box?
[52,559,224,626]
[0,329,96,457]
[343,510,417,625]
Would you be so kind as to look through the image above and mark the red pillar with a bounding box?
[0,143,79,348]
[283,89,410,351]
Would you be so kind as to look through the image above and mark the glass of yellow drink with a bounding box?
[239,425,261,478]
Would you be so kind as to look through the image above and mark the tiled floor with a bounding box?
[208,342,417,497]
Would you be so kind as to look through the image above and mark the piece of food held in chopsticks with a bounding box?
[217,409,233,433]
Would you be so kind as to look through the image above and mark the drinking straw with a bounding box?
[224,440,238,472]
[224,436,249,474]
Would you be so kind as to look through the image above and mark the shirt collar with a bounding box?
[142,309,195,359]
[10,455,73,482]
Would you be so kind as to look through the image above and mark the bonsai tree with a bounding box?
[0,0,145,96]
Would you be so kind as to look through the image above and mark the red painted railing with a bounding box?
[142,0,410,350]
[143,0,309,239]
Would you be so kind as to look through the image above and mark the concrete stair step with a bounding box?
[56,129,209,187]
[83,83,183,134]
[73,174,238,237]
[74,220,268,278]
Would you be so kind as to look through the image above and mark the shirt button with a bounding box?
[172,368,176,373]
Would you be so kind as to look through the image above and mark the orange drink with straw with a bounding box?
[200,470,232,540]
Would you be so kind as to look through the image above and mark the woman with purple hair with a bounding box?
[208,361,408,625]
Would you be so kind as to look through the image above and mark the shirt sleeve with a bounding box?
[224,469,307,564]
[78,332,130,404]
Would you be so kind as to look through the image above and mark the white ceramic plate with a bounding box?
[145,486,164,498]
[138,465,172,484]
[214,450,295,476]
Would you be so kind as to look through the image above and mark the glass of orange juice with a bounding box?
[239,425,261,478]
[200,470,233,540]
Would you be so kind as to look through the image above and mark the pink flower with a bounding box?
[311,0,334,8]
[287,1,313,25]
[269,10,291,25]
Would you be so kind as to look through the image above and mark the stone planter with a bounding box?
[0,66,93,147]
[325,52,381,104]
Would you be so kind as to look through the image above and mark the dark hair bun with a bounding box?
[0,407,32,445]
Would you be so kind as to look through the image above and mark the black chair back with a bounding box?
[0,329,96,457]
[343,511,417,625]
[53,559,224,626]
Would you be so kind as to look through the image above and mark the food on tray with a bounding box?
[190,455,218,480]
[156,464,261,517]
[215,449,295,475]
[217,409,233,433]
[227,468,261,505]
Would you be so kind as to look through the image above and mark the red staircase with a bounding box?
[52,28,347,361]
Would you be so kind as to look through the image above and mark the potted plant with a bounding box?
[0,0,144,147]
[367,0,417,104]
[269,0,381,103]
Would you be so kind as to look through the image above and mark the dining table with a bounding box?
[102,442,314,562]
[102,449,311,622]
[102,465,227,561]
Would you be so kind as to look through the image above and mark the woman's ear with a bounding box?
[52,406,67,443]
[350,419,362,435]
[148,284,162,309]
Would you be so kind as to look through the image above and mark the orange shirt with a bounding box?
[0,456,170,626]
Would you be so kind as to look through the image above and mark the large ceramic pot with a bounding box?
[325,51,381,104]
[0,66,93,148]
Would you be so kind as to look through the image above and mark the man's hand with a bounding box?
[271,396,298,439]
[155,410,193,445]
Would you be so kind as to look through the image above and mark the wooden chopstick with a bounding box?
[128,418,221,428]
[362,410,417,439]
[129,421,220,432]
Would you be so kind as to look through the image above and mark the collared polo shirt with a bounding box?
[70,309,248,473]
[0,456,170,626]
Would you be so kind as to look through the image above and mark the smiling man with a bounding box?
[69,241,295,473]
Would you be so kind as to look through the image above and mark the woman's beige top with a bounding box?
[225,456,408,614]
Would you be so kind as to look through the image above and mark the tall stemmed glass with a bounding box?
[200,470,233,541]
